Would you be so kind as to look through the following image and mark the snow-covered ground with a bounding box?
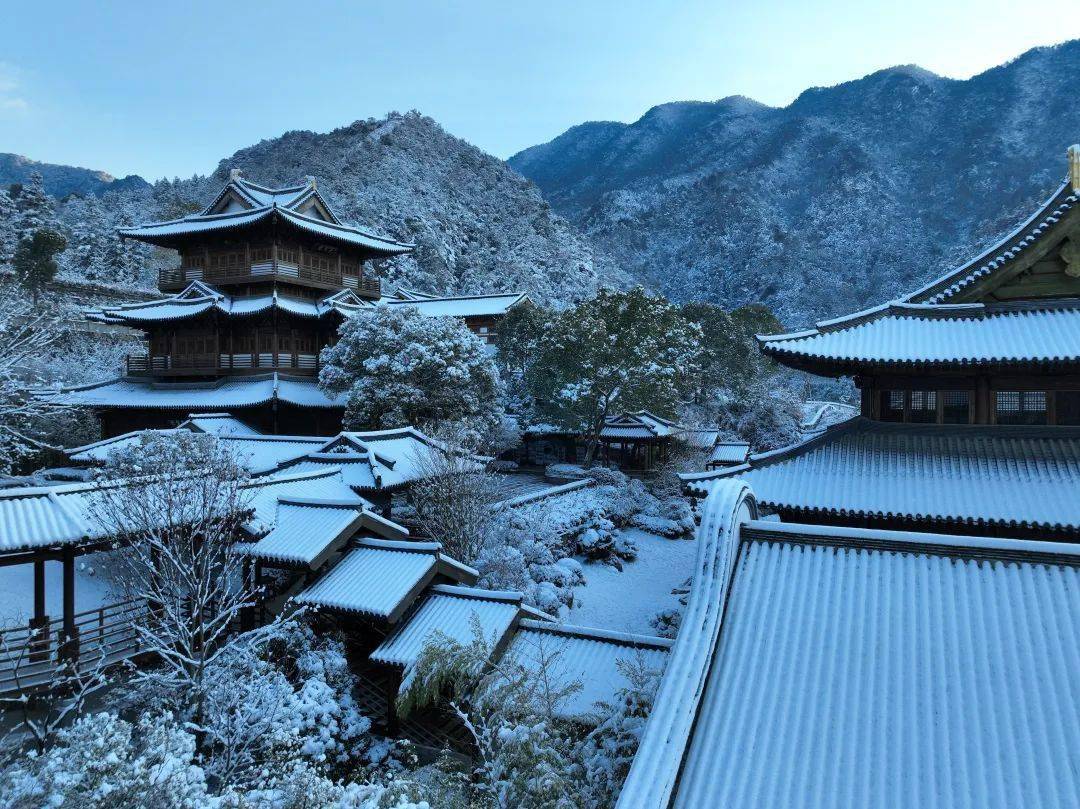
[569,527,695,634]
[0,553,117,628]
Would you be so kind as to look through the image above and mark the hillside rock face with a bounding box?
[13,113,621,303]
[509,41,1080,325]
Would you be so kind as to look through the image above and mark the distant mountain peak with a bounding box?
[0,153,147,198]
[509,38,1080,325]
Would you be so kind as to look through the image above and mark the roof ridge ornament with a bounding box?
[1069,144,1080,192]
[305,175,317,189]
[229,168,243,181]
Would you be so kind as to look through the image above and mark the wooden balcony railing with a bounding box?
[159,262,381,297]
[0,598,147,695]
[126,352,320,376]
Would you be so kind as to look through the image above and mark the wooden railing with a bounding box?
[126,352,320,376]
[159,263,380,297]
[0,599,147,695]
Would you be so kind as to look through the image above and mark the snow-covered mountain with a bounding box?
[4,113,622,304]
[0,153,148,198]
[509,40,1080,325]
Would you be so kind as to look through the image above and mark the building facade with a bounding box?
[683,147,1080,540]
[51,173,526,436]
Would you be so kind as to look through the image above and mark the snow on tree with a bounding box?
[527,287,700,466]
[10,172,59,240]
[0,283,81,472]
[86,432,260,745]
[0,712,212,809]
[12,228,66,300]
[407,427,505,564]
[398,619,585,809]
[680,301,805,450]
[0,188,18,266]
[319,305,504,445]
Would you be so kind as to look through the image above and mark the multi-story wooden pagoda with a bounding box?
[683,146,1080,540]
[53,172,527,436]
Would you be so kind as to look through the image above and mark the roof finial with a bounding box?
[1069,145,1080,191]
[229,167,243,181]
[305,175,317,189]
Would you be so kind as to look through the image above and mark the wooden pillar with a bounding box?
[975,376,991,424]
[385,669,401,735]
[60,548,78,665]
[30,559,48,663]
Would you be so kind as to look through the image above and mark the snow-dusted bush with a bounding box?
[0,712,210,809]
[648,608,682,639]
[579,658,662,807]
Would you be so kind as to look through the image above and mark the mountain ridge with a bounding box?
[509,39,1080,324]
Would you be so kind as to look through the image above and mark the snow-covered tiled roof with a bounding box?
[180,413,261,436]
[370,584,552,668]
[706,442,750,466]
[634,515,1080,809]
[759,300,1080,372]
[269,427,487,490]
[0,466,366,555]
[600,411,685,441]
[241,498,367,569]
[119,176,414,255]
[504,620,671,720]
[296,538,477,620]
[92,283,367,325]
[47,373,347,411]
[681,418,1080,534]
[381,292,527,318]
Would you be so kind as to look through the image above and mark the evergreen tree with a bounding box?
[0,188,18,266]
[13,229,67,299]
[527,287,700,466]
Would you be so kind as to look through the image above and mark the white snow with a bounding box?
[569,527,696,634]
[0,552,117,627]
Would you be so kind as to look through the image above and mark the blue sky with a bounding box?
[1,0,1073,180]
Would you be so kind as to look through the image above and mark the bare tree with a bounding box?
[407,428,505,564]
[0,627,109,760]
[85,431,260,740]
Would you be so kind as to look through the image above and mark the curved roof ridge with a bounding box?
[905,178,1076,304]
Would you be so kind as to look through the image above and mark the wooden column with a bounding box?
[385,669,401,735]
[30,559,48,663]
[60,548,78,665]
[975,376,991,424]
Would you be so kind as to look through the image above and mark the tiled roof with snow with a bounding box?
[681,418,1080,534]
[600,411,685,440]
[381,292,527,318]
[759,300,1080,371]
[47,373,347,411]
[370,584,552,668]
[241,498,368,569]
[0,466,365,555]
[92,283,367,325]
[296,538,477,620]
[639,517,1080,809]
[180,413,261,436]
[619,480,1080,809]
[504,620,671,720]
[268,427,487,490]
[706,442,750,466]
[119,177,414,255]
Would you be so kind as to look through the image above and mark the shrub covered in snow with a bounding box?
[0,712,211,808]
